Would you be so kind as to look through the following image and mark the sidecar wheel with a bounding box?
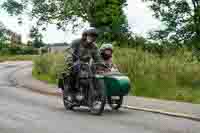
[108,96,123,110]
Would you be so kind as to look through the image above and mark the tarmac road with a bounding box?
[0,61,199,133]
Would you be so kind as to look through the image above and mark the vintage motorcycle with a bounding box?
[59,60,131,115]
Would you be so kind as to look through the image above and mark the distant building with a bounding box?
[46,43,69,53]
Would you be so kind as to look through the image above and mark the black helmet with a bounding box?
[85,27,98,37]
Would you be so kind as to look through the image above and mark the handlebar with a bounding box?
[73,60,109,68]
[67,60,111,74]
[65,47,111,71]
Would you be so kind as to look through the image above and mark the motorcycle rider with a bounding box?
[57,29,87,93]
[63,27,104,101]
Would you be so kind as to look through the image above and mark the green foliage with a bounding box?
[114,47,200,103]
[33,53,65,82]
[0,42,7,50]
[21,46,38,54]
[8,46,22,54]
[0,55,36,62]
[29,26,45,48]
[0,22,39,55]
[118,35,183,58]
[32,68,57,84]
[1,0,24,16]
[1,0,129,43]
[29,27,42,39]
[142,0,200,46]
[33,54,53,74]
[0,21,7,43]
[39,47,48,55]
[0,47,10,55]
[0,45,38,55]
[32,48,200,103]
[32,39,45,48]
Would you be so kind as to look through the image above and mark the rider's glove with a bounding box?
[73,63,81,72]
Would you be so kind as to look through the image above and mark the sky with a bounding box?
[0,0,161,44]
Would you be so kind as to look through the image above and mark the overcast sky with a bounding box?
[0,0,161,44]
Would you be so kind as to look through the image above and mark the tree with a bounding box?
[1,0,129,43]
[29,26,45,48]
[0,21,6,42]
[191,0,200,37]
[142,0,200,47]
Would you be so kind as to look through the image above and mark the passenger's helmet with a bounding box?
[100,43,113,53]
[100,43,113,60]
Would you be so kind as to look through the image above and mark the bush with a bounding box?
[113,48,200,103]
[32,48,200,103]
[0,42,7,50]
[33,53,65,83]
[0,55,36,62]
[8,46,22,55]
[0,45,38,55]
[39,47,48,55]
[21,47,38,55]
[0,47,10,55]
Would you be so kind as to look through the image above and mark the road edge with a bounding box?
[123,105,200,121]
[8,64,200,122]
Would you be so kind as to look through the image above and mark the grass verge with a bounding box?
[32,67,57,85]
[0,55,37,62]
[32,48,200,104]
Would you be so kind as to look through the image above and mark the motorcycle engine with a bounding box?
[75,87,85,101]
[76,93,84,101]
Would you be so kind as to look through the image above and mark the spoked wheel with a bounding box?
[89,80,106,115]
[90,93,106,115]
[62,77,74,110]
[107,96,123,110]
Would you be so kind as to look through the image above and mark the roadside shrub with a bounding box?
[32,48,200,103]
[8,46,22,55]
[113,48,200,103]
[0,45,38,55]
[40,47,48,54]
[0,47,10,55]
[0,55,36,62]
[33,53,65,83]
[33,54,52,74]
[22,47,38,55]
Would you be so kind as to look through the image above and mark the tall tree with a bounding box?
[191,0,200,37]
[0,21,7,43]
[1,0,129,43]
[29,26,44,48]
[142,0,200,46]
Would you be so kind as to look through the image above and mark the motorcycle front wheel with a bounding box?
[89,80,106,115]
[90,95,106,115]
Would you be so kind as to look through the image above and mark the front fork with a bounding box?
[87,78,96,106]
